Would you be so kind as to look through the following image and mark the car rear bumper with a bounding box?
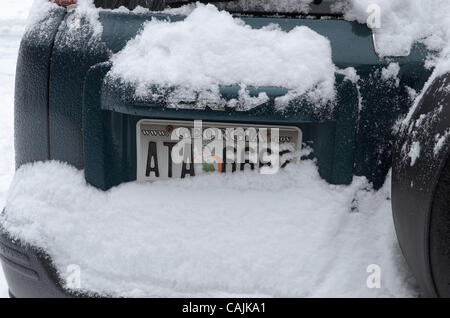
[0,225,74,298]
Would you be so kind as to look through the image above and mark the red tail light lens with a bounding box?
[51,0,77,6]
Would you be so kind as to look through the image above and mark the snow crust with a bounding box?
[1,161,419,297]
[344,0,450,58]
[109,4,336,108]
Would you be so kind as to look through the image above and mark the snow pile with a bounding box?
[434,130,450,155]
[109,4,336,108]
[1,161,418,297]
[0,0,34,224]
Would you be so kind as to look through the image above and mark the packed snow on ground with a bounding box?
[108,4,336,109]
[213,0,312,14]
[1,161,420,298]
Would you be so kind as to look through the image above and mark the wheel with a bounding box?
[392,72,450,297]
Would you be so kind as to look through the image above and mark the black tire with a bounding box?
[392,72,450,297]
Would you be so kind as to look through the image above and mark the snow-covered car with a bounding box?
[1,0,449,297]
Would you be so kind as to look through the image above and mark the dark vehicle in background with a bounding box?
[1,0,450,297]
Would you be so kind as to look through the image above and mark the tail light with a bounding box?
[51,0,77,6]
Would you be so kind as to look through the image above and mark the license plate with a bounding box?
[136,119,302,182]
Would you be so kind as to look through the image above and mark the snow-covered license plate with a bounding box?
[136,119,302,182]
